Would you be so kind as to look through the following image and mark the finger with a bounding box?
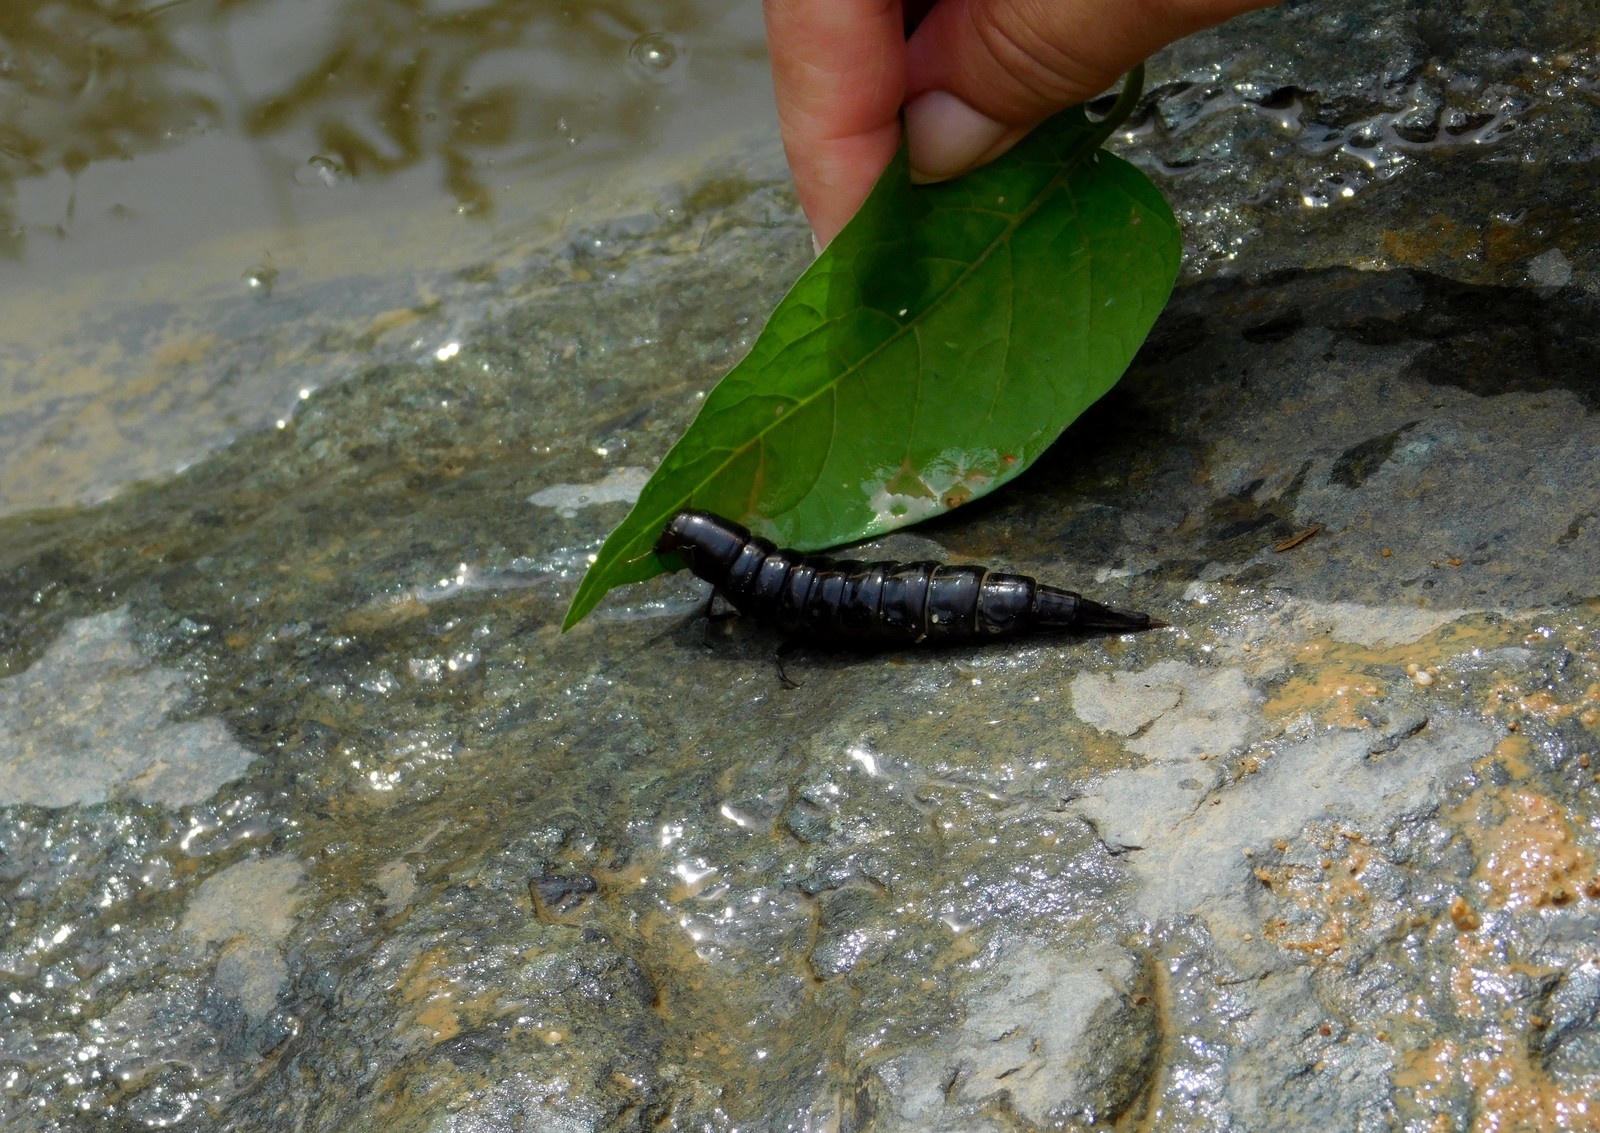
[764,0,907,246]
[904,0,1279,182]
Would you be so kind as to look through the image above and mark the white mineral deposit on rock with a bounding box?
[0,608,256,808]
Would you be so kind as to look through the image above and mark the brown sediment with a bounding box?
[1395,1036,1599,1132]
[1256,822,1379,959]
[1453,787,1600,913]
[1272,524,1324,553]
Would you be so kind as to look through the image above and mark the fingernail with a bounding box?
[905,91,1011,183]
[811,232,824,258]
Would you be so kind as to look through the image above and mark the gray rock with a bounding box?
[2,2,1599,1130]
[872,940,1158,1130]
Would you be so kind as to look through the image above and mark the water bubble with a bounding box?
[294,154,350,188]
[627,33,684,83]
[242,259,278,298]
[652,188,686,224]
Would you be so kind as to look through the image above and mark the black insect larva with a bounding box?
[655,509,1166,647]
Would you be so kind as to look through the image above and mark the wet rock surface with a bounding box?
[3,3,1599,1131]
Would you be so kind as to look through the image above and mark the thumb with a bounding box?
[904,0,1277,182]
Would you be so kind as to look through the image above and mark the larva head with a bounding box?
[655,509,751,582]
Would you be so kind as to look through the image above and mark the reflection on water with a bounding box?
[0,0,769,270]
[0,0,777,519]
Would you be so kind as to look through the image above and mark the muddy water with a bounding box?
[0,0,774,517]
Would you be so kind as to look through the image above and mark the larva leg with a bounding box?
[699,589,741,648]
[774,639,802,690]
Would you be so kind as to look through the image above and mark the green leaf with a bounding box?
[564,71,1180,630]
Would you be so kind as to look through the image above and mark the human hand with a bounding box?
[764,0,1279,247]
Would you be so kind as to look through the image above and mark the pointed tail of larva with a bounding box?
[1034,585,1168,633]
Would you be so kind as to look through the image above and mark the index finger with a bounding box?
[763,0,908,246]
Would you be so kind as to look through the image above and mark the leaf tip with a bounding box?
[561,564,614,632]
[559,595,590,633]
